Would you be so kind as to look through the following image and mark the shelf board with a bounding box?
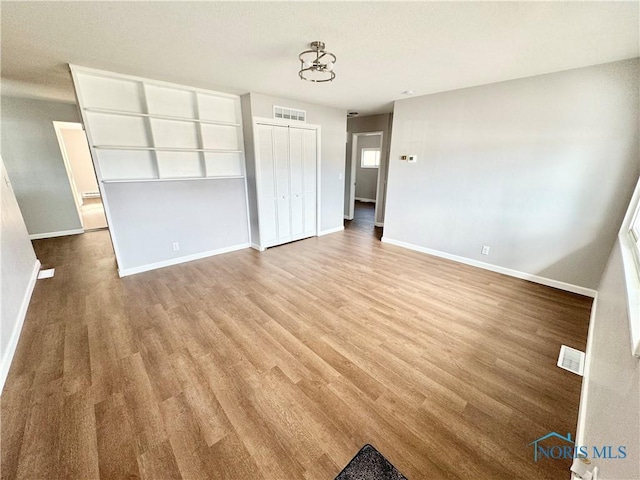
[93,145,242,154]
[102,175,245,184]
[83,107,241,127]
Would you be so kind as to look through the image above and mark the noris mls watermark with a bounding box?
[528,432,627,462]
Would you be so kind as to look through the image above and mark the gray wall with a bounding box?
[1,96,82,235]
[580,240,639,479]
[1,157,38,391]
[247,93,346,232]
[384,59,639,290]
[105,179,249,272]
[354,135,381,201]
[346,114,393,223]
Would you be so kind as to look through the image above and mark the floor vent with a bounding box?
[557,345,585,376]
[37,268,55,279]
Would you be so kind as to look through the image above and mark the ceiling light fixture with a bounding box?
[299,41,336,83]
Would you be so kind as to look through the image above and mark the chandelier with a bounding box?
[298,41,336,83]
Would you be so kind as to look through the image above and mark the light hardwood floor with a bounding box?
[1,215,591,479]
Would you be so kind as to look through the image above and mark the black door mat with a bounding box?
[335,444,408,480]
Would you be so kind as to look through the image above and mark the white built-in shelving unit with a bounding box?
[69,65,251,276]
[70,65,246,183]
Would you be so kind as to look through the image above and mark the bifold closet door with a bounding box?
[257,124,278,245]
[301,128,317,237]
[289,128,305,238]
[256,123,317,248]
[274,126,291,241]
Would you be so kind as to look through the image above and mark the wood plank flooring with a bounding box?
[1,212,591,479]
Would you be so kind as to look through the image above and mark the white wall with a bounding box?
[60,127,98,197]
[241,94,261,247]
[104,179,249,274]
[579,241,639,479]
[247,93,346,232]
[1,96,82,236]
[354,135,381,201]
[0,156,39,392]
[346,114,393,223]
[384,59,639,290]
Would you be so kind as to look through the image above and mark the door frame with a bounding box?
[348,131,384,221]
[52,121,85,230]
[252,117,322,250]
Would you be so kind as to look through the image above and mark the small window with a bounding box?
[361,148,381,168]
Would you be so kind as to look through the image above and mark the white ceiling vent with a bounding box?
[557,345,585,376]
[274,105,306,122]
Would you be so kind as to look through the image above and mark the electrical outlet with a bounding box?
[172,242,180,251]
[481,245,490,255]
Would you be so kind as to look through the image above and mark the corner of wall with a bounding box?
[0,258,40,394]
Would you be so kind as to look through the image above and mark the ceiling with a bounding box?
[2,1,639,115]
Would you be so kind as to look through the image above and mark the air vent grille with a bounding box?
[557,345,585,376]
[274,105,306,122]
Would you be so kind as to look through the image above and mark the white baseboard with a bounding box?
[318,226,344,237]
[374,222,384,227]
[29,228,83,240]
[575,294,598,446]
[251,243,264,252]
[118,243,250,277]
[0,259,41,394]
[381,237,597,297]
[355,197,376,203]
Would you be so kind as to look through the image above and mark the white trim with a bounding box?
[69,64,240,99]
[355,197,376,203]
[29,228,84,240]
[318,226,344,237]
[349,131,384,222]
[118,243,250,277]
[381,237,597,297]
[69,66,122,270]
[52,121,85,229]
[251,243,264,252]
[253,116,318,130]
[374,222,384,227]
[251,117,322,250]
[575,294,598,446]
[0,260,40,394]
[618,178,640,356]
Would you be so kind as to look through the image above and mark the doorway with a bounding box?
[53,122,107,231]
[347,131,384,224]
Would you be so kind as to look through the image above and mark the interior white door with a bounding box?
[257,124,278,246]
[274,126,291,241]
[302,128,317,236]
[289,128,304,238]
[255,122,318,249]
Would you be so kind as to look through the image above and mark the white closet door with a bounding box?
[274,126,291,241]
[257,125,278,245]
[302,128,317,236]
[289,128,304,238]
